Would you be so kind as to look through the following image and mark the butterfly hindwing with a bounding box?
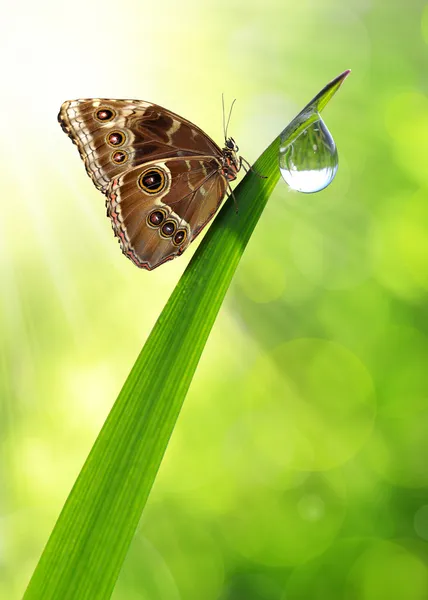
[58,99,222,193]
[107,157,227,270]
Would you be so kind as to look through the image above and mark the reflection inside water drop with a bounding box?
[279,117,338,193]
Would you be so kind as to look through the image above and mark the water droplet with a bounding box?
[279,116,338,193]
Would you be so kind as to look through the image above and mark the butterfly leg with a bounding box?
[240,156,268,179]
[227,181,239,214]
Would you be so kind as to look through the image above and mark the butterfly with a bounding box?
[58,98,246,270]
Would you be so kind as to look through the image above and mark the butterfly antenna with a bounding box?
[225,99,236,140]
[222,93,227,141]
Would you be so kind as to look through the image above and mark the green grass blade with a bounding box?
[279,69,351,149]
[24,71,349,600]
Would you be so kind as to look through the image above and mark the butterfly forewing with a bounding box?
[59,99,222,192]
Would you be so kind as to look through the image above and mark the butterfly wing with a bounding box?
[58,98,222,193]
[107,156,227,270]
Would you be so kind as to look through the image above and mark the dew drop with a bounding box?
[279,116,338,193]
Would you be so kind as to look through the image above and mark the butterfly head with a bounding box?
[225,136,239,152]
[222,137,241,181]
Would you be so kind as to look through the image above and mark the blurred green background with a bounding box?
[2,0,428,597]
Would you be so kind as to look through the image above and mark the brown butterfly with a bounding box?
[58,98,246,270]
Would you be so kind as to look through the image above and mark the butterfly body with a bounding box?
[58,98,242,270]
